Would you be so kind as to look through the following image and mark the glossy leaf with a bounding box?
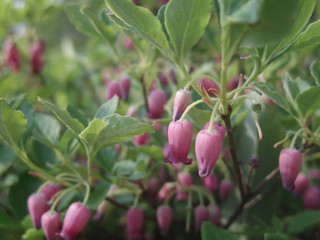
[38,97,85,136]
[0,99,27,145]
[201,222,238,240]
[296,86,320,118]
[105,0,172,58]
[165,0,211,63]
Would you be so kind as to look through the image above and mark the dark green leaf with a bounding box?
[287,210,320,234]
[201,222,237,240]
[165,0,211,63]
[67,105,88,127]
[87,181,110,209]
[310,61,320,86]
[282,72,300,103]
[95,96,119,119]
[96,147,117,174]
[264,233,292,240]
[0,209,22,229]
[0,145,15,176]
[296,86,320,117]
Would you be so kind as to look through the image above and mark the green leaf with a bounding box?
[129,145,164,160]
[254,82,297,117]
[33,114,61,148]
[87,181,110,209]
[310,61,320,86]
[22,228,44,240]
[96,114,154,149]
[38,97,85,136]
[201,222,237,240]
[67,105,88,127]
[95,96,119,119]
[79,118,106,146]
[0,145,15,176]
[96,147,117,174]
[81,6,115,44]
[242,0,316,48]
[105,0,172,58]
[65,5,98,37]
[0,98,27,145]
[282,72,300,103]
[164,0,211,63]
[264,233,292,240]
[228,0,262,24]
[287,210,320,235]
[296,86,320,117]
[289,20,320,52]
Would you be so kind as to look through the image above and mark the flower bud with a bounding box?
[219,180,233,201]
[106,81,122,100]
[93,201,109,221]
[309,169,320,179]
[158,182,175,200]
[303,186,320,209]
[60,202,91,240]
[126,208,144,240]
[153,122,162,131]
[41,211,60,240]
[148,90,167,119]
[169,69,177,85]
[127,106,137,117]
[27,193,48,229]
[177,172,193,186]
[148,177,159,195]
[173,90,191,121]
[293,173,309,196]
[156,205,173,235]
[124,38,134,50]
[30,40,45,75]
[175,185,188,200]
[194,206,208,230]
[133,133,149,146]
[166,121,193,167]
[197,78,219,97]
[227,75,240,91]
[195,127,225,178]
[120,77,131,100]
[41,183,62,201]
[207,206,221,226]
[159,72,169,87]
[203,174,219,192]
[4,39,21,72]
[279,148,302,191]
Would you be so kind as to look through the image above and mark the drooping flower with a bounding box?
[207,205,221,226]
[197,78,219,97]
[27,193,48,229]
[219,180,234,202]
[279,148,302,191]
[41,183,62,201]
[126,207,144,240]
[106,81,122,100]
[203,174,219,193]
[303,186,320,209]
[293,173,309,196]
[177,172,193,187]
[133,133,149,146]
[4,39,21,72]
[156,205,173,235]
[119,76,131,100]
[194,206,208,230]
[148,90,167,119]
[172,90,191,121]
[41,211,61,240]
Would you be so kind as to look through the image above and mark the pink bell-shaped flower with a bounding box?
[30,40,45,75]
[195,126,225,178]
[4,39,21,72]
[203,174,219,193]
[293,173,309,196]
[194,205,209,230]
[197,78,219,97]
[279,148,302,191]
[207,205,221,226]
[41,183,62,201]
[175,185,188,201]
[166,121,193,167]
[303,186,320,209]
[60,202,91,240]
[27,193,48,229]
[106,81,122,100]
[119,76,131,100]
[177,172,193,187]
[147,90,167,119]
[158,182,175,200]
[93,201,109,221]
[41,211,61,240]
[219,180,234,202]
[126,207,144,240]
[133,133,149,146]
[156,205,173,235]
[173,90,191,121]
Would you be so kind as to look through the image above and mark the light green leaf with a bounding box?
[310,61,320,86]
[228,0,263,24]
[81,6,115,44]
[95,96,119,119]
[38,97,85,136]
[282,72,300,103]
[0,146,15,176]
[0,98,27,145]
[296,86,320,118]
[105,0,172,58]
[165,0,211,63]
[290,20,320,52]
[287,210,320,235]
[79,118,106,145]
[87,181,110,209]
[201,222,238,240]
[97,114,154,149]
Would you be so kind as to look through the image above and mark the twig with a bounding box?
[140,75,149,112]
